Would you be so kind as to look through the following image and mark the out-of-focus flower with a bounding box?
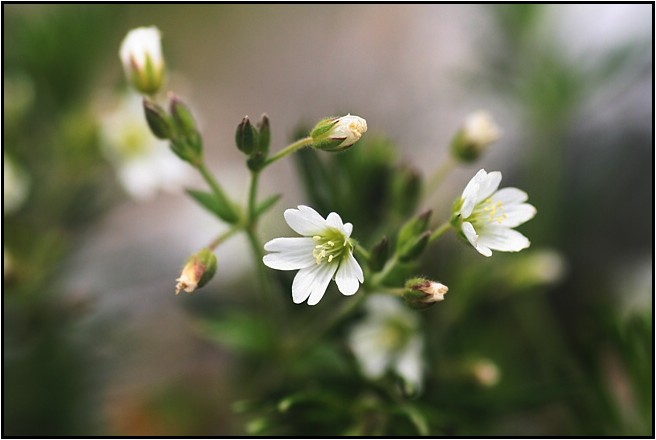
[310,114,367,152]
[469,358,501,387]
[119,26,165,95]
[348,294,424,394]
[452,169,536,257]
[3,154,30,214]
[451,111,502,162]
[263,205,364,305]
[99,93,190,200]
[403,277,449,310]
[175,248,217,295]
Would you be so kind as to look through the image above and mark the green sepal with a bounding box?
[236,116,258,155]
[142,97,173,139]
[369,236,389,272]
[256,114,270,156]
[185,188,240,224]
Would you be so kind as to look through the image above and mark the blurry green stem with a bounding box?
[197,162,236,215]
[247,170,260,224]
[264,137,313,167]
[207,224,241,250]
[429,221,451,243]
[370,255,399,288]
[424,156,455,200]
[354,242,370,261]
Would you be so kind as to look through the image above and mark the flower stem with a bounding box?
[197,162,236,216]
[207,225,241,250]
[429,221,452,243]
[247,170,260,224]
[370,254,399,288]
[354,242,370,261]
[263,136,313,168]
[423,156,455,200]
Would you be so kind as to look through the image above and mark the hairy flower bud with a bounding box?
[311,114,367,152]
[403,277,449,310]
[119,26,165,95]
[451,111,501,162]
[175,248,217,295]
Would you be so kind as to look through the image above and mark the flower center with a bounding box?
[471,198,507,226]
[312,228,350,265]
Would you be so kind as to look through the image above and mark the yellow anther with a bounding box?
[328,255,334,263]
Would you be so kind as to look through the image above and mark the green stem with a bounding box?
[207,224,241,250]
[197,162,235,213]
[370,255,399,288]
[263,136,313,167]
[423,156,455,201]
[429,221,451,243]
[247,170,260,224]
[354,242,370,261]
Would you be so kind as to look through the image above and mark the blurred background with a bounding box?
[3,4,652,436]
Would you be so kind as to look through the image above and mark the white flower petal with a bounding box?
[491,187,528,205]
[343,222,353,238]
[284,206,327,236]
[326,212,345,231]
[264,237,315,253]
[263,248,316,271]
[497,203,537,228]
[462,221,492,257]
[477,171,502,201]
[307,263,338,306]
[291,264,323,304]
[478,225,530,252]
[460,170,487,217]
[335,253,363,296]
[394,336,424,392]
[349,324,390,378]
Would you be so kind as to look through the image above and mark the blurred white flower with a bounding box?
[463,111,502,149]
[348,294,424,393]
[3,154,30,214]
[263,205,363,305]
[99,93,190,200]
[119,26,165,95]
[455,169,536,257]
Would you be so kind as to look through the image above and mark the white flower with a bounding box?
[348,295,424,393]
[463,111,502,148]
[310,114,367,152]
[3,154,30,214]
[119,26,165,95]
[99,92,190,200]
[456,169,536,257]
[263,205,364,305]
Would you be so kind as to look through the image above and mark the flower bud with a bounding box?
[175,248,217,295]
[256,113,271,156]
[143,97,173,139]
[235,116,258,155]
[119,26,165,95]
[396,210,432,254]
[398,231,430,262]
[403,277,449,310]
[391,165,422,217]
[168,94,203,163]
[310,114,367,152]
[451,111,501,162]
[469,358,500,387]
[368,236,390,272]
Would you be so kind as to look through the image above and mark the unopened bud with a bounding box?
[391,165,422,216]
[369,236,389,272]
[175,248,217,295]
[256,114,271,156]
[143,98,173,139]
[119,26,165,95]
[235,116,258,155]
[403,277,449,310]
[396,210,432,254]
[451,111,501,162]
[469,358,500,387]
[310,114,367,152]
[398,231,430,262]
[169,94,203,162]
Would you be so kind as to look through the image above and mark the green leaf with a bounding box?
[196,312,273,355]
[254,194,281,217]
[185,188,239,223]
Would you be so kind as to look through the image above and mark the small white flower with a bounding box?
[99,93,190,200]
[263,205,364,305]
[310,114,367,152]
[463,111,502,148]
[3,154,30,214]
[119,26,165,95]
[456,169,536,257]
[348,295,424,393]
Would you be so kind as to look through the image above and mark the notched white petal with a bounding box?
[284,207,327,236]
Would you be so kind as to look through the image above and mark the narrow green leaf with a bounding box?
[186,188,239,223]
[254,194,281,217]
